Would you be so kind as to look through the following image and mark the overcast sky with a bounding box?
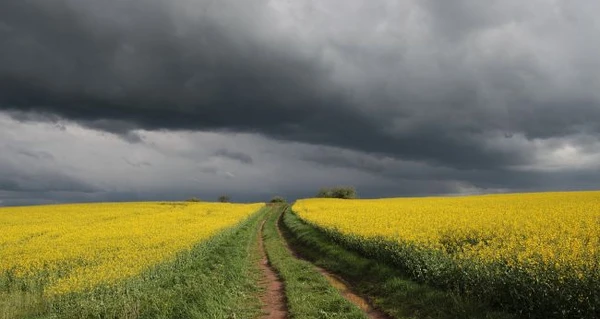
[1,0,600,205]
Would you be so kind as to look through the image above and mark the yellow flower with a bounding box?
[0,202,263,296]
[293,191,600,280]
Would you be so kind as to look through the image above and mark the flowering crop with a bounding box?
[293,191,600,318]
[0,202,263,296]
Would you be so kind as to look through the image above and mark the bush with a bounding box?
[218,195,230,203]
[316,187,357,199]
[331,187,357,199]
[270,196,286,204]
[185,197,202,202]
[316,188,333,198]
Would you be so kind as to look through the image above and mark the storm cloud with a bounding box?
[214,149,254,164]
[1,0,600,205]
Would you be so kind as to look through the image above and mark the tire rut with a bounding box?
[258,218,288,319]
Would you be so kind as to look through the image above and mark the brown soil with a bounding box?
[275,213,390,319]
[258,219,288,319]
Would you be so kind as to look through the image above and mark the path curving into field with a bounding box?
[274,209,390,319]
[258,218,288,319]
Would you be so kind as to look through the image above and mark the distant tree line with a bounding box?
[185,195,231,203]
[184,186,357,204]
[316,186,357,199]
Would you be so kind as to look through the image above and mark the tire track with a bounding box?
[258,218,288,319]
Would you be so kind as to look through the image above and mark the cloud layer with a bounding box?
[1,0,600,204]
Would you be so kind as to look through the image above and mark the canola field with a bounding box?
[293,191,600,317]
[0,202,263,296]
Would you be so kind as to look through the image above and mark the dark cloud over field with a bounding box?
[1,0,600,205]
[215,149,254,165]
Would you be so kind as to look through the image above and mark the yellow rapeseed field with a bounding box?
[293,191,600,274]
[0,202,263,296]
[293,191,600,317]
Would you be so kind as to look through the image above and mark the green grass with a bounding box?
[281,208,515,319]
[262,205,367,319]
[3,208,268,319]
[1,291,45,319]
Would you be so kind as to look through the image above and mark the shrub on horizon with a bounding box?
[316,186,357,199]
[270,196,287,204]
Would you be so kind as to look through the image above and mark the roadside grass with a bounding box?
[282,208,515,319]
[3,208,267,319]
[262,205,367,319]
[0,291,45,319]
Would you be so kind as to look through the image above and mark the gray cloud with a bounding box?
[15,149,55,161]
[122,157,152,168]
[1,113,599,206]
[1,1,600,204]
[0,179,20,192]
[302,148,387,174]
[198,167,219,175]
[197,166,234,178]
[214,149,254,164]
[0,170,98,193]
[4,0,598,170]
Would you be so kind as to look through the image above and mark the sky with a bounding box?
[1,0,600,205]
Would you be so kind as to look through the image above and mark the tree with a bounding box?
[316,186,357,199]
[316,188,333,198]
[218,195,230,203]
[331,186,357,199]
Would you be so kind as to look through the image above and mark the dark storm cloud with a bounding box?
[199,167,219,175]
[0,179,20,192]
[302,148,387,173]
[122,157,152,168]
[0,173,98,193]
[197,166,235,179]
[214,149,254,164]
[0,143,100,194]
[299,142,600,195]
[83,119,146,143]
[15,149,55,161]
[1,0,600,175]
